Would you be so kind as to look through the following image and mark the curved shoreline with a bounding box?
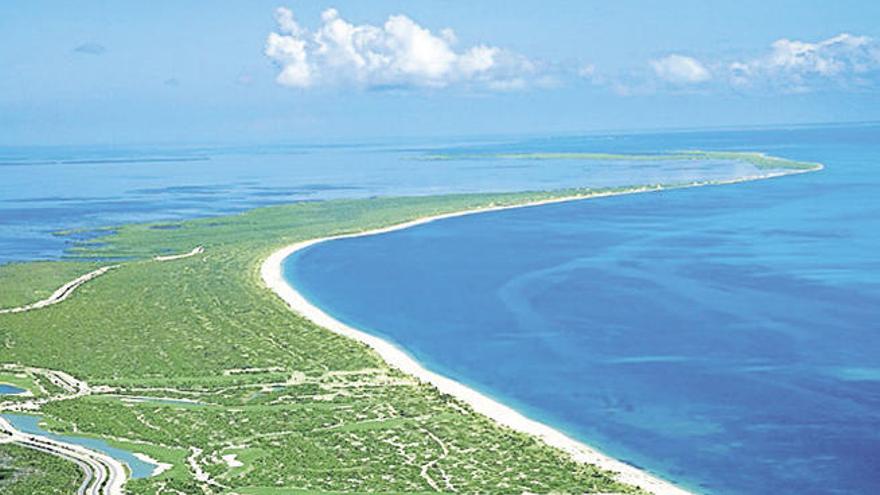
[260,167,820,495]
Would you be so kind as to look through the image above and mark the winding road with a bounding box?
[0,244,203,315]
[0,368,126,494]
[153,245,204,262]
[0,248,206,492]
[0,266,117,315]
[0,416,126,495]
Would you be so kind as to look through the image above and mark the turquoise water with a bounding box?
[286,124,880,494]
[0,384,26,395]
[2,414,159,478]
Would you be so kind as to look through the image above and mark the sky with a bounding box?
[2,0,880,145]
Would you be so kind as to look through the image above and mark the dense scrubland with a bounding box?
[0,443,82,494]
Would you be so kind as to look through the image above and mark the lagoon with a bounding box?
[2,414,160,479]
[0,384,26,395]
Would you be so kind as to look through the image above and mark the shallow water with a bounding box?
[287,124,880,494]
[0,141,755,264]
[2,413,160,478]
[0,384,26,395]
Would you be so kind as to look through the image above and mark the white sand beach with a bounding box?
[260,187,703,495]
[259,168,818,494]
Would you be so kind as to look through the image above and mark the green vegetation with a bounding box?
[0,155,820,494]
[419,149,823,170]
[2,191,654,494]
[0,260,101,308]
[0,371,40,396]
[0,443,83,494]
[681,151,822,170]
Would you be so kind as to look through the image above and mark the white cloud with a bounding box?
[265,12,878,96]
[458,45,499,77]
[768,34,870,76]
[265,30,312,87]
[266,7,535,90]
[650,54,711,84]
[577,64,596,78]
[729,33,880,91]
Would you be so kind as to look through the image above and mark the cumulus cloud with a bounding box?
[650,54,711,84]
[265,7,536,90]
[638,34,880,93]
[729,33,880,91]
[264,10,878,96]
[73,43,107,55]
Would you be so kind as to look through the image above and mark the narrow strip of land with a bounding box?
[261,166,822,495]
[262,187,701,495]
[2,153,822,494]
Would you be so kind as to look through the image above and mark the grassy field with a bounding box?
[0,152,820,494]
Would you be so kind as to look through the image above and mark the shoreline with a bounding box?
[259,167,819,495]
[133,452,172,477]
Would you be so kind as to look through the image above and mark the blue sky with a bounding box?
[2,1,879,145]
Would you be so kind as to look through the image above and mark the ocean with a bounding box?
[4,123,878,494]
[285,124,880,494]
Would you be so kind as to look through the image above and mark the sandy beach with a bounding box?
[259,168,818,494]
[261,186,707,495]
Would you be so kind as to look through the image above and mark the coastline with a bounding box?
[261,167,819,495]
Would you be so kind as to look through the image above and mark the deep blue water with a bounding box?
[2,414,159,478]
[286,124,880,494]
